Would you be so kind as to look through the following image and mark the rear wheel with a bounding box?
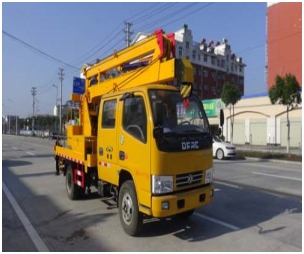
[66,164,80,200]
[119,180,143,236]
[216,148,225,160]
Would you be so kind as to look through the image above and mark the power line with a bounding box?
[70,21,126,66]
[70,3,177,67]
[134,3,199,32]
[153,3,214,33]
[236,30,301,55]
[131,3,177,25]
[2,30,79,70]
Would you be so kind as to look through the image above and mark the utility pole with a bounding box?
[31,87,37,135]
[58,68,64,135]
[8,115,10,135]
[124,22,133,47]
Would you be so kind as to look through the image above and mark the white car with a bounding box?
[212,135,237,160]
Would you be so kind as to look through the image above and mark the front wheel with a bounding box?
[119,180,143,236]
[216,148,225,160]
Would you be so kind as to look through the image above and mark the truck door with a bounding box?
[118,94,151,207]
[97,98,119,186]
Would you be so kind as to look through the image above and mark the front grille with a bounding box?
[176,170,203,188]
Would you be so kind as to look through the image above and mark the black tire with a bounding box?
[66,164,80,200]
[119,180,143,236]
[216,148,225,160]
[175,209,195,220]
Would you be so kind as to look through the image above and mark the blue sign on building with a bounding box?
[73,77,85,94]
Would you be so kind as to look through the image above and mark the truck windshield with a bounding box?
[149,89,210,134]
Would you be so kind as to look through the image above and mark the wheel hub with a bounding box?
[122,193,133,225]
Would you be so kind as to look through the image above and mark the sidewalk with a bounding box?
[235,144,302,156]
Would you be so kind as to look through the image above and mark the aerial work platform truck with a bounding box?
[54,29,214,236]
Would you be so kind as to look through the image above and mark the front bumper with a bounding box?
[225,151,237,157]
[151,185,214,218]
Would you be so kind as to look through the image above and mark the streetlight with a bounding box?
[52,84,58,131]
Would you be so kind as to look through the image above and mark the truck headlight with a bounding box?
[152,175,173,194]
[205,168,214,184]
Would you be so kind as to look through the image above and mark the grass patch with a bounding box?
[237,150,302,162]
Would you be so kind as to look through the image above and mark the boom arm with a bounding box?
[70,29,193,137]
[83,29,176,102]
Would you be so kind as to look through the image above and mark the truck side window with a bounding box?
[123,96,147,142]
[102,99,117,128]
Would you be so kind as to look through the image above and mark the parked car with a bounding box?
[212,135,237,160]
[50,132,59,140]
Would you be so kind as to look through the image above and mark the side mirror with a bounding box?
[153,128,163,139]
[220,109,224,127]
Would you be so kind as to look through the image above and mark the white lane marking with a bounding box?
[214,180,243,189]
[194,212,240,231]
[26,152,35,156]
[252,172,302,181]
[214,188,221,192]
[12,147,17,150]
[2,182,49,252]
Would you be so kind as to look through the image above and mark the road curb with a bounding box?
[243,156,302,166]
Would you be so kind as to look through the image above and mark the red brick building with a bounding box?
[267,2,302,90]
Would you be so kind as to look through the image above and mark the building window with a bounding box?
[198,54,201,61]
[226,54,229,61]
[239,65,243,72]
[186,56,189,60]
[186,41,189,49]
[179,47,183,57]
[221,60,225,68]
[192,50,196,60]
[203,70,208,78]
[211,72,215,80]
[193,67,196,75]
[211,57,215,65]
[204,84,209,91]
[231,64,234,72]
[217,59,220,66]
[204,54,208,62]
[211,86,216,93]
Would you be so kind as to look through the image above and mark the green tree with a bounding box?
[269,73,301,155]
[221,82,242,144]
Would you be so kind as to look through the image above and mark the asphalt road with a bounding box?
[2,135,302,251]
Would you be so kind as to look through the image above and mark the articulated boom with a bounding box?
[69,29,193,138]
[83,29,176,101]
